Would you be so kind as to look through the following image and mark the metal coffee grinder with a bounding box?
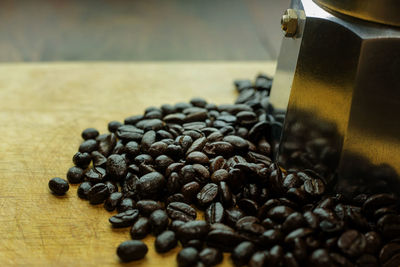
[271,0,400,196]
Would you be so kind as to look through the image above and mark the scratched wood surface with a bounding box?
[0,62,275,266]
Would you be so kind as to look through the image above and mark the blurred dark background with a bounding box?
[0,0,289,61]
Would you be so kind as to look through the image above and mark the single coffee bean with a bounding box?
[66,166,84,184]
[284,228,314,244]
[206,229,245,252]
[197,183,219,207]
[181,181,201,202]
[125,141,140,157]
[137,172,165,199]
[267,205,295,222]
[177,247,199,267]
[109,209,140,228]
[108,121,122,133]
[87,183,110,204]
[205,202,225,224]
[268,245,284,266]
[85,167,106,184]
[337,230,366,257]
[77,181,93,199]
[149,209,169,235]
[81,128,99,140]
[364,231,382,254]
[79,139,98,153]
[167,202,197,222]
[96,133,116,156]
[182,239,203,251]
[379,242,400,267]
[48,177,69,195]
[136,119,164,131]
[117,198,135,213]
[186,137,207,155]
[303,178,325,196]
[225,207,245,228]
[104,192,123,211]
[282,212,306,233]
[231,241,256,266]
[136,200,162,216]
[72,152,91,167]
[363,193,398,217]
[106,154,127,180]
[309,249,331,267]
[169,220,185,232]
[117,240,148,262]
[211,169,229,183]
[237,198,258,216]
[199,247,223,266]
[177,220,209,244]
[116,125,144,141]
[155,230,177,253]
[222,135,249,151]
[130,217,150,239]
[186,151,209,165]
[91,151,107,167]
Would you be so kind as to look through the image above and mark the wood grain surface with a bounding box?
[0,62,275,266]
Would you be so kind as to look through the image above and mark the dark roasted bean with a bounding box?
[81,128,99,140]
[199,247,223,266]
[186,151,209,165]
[79,139,98,153]
[309,249,332,267]
[260,229,283,247]
[282,212,305,233]
[106,154,127,180]
[205,202,225,224]
[177,247,199,267]
[177,220,209,244]
[167,202,197,222]
[267,205,295,222]
[149,209,169,235]
[117,240,148,262]
[66,166,84,184]
[285,228,314,243]
[130,217,150,239]
[223,135,249,151]
[137,172,165,199]
[85,167,106,184]
[155,230,177,253]
[249,251,269,267]
[96,133,116,156]
[379,242,400,267]
[48,177,69,195]
[87,183,110,204]
[117,198,135,213]
[186,136,207,155]
[231,241,255,266]
[237,198,258,216]
[77,181,92,199]
[203,141,234,156]
[109,209,139,228]
[378,214,400,239]
[136,200,162,216]
[116,125,144,141]
[269,245,284,265]
[206,229,245,252]
[181,181,201,202]
[197,183,219,206]
[73,152,91,167]
[225,207,245,227]
[104,192,123,211]
[364,231,382,254]
[337,230,366,257]
[170,220,185,232]
[211,169,229,183]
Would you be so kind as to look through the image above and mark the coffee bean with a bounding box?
[199,247,223,266]
[136,200,162,216]
[106,154,127,180]
[104,192,123,211]
[155,230,177,253]
[167,202,197,222]
[206,229,245,252]
[363,194,398,217]
[96,133,116,156]
[149,209,169,235]
[181,181,201,202]
[197,183,218,206]
[186,137,207,155]
[203,141,234,156]
[282,212,305,233]
[73,152,92,168]
[284,228,314,244]
[130,217,150,239]
[205,202,224,224]
[268,245,284,265]
[267,206,295,222]
[309,249,331,267]
[237,198,258,216]
[87,183,110,204]
[231,241,255,266]
[225,207,245,227]
[136,119,164,131]
[137,172,165,199]
[177,220,209,244]
[337,230,366,257]
[378,214,400,239]
[303,178,325,196]
[177,247,199,267]
[109,209,139,228]
[356,254,378,267]
[66,166,84,184]
[186,151,209,164]
[379,242,400,267]
[85,167,106,184]
[48,177,69,195]
[117,240,148,262]
[79,139,98,153]
[117,198,135,213]
[116,125,144,141]
[223,135,249,151]
[81,128,99,140]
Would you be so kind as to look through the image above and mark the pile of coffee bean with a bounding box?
[48,74,400,266]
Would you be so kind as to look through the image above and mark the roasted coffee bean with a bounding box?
[177,220,209,244]
[96,133,116,156]
[109,209,139,228]
[203,141,234,156]
[106,154,127,180]
[223,135,249,151]
[149,209,169,235]
[87,183,110,204]
[237,198,258,216]
[181,181,201,202]
[303,211,319,229]
[192,164,210,184]
[116,125,144,141]
[303,178,325,196]
[225,207,245,227]
[199,247,223,266]
[167,202,196,222]
[117,198,135,212]
[269,245,284,265]
[85,167,106,184]
[124,115,143,125]
[282,212,305,233]
[186,136,207,155]
[205,202,225,224]
[206,229,245,252]
[130,217,150,239]
[117,240,148,262]
[377,214,400,239]
[364,231,382,254]
[154,155,174,172]
[363,193,398,217]
[48,177,69,195]
[79,139,98,153]
[379,242,400,267]
[260,229,283,247]
[197,183,218,206]
[137,172,165,199]
[81,128,99,140]
[177,247,199,267]
[231,241,255,266]
[66,166,84,184]
[309,249,331,267]
[207,131,224,142]
[107,121,122,133]
[186,151,209,165]
[104,192,123,211]
[285,228,314,243]
[211,169,229,184]
[77,181,92,199]
[155,230,177,253]
[136,119,163,131]
[90,151,106,167]
[148,141,168,157]
[73,152,91,167]
[136,200,162,216]
[337,230,366,257]
[166,193,187,205]
[169,220,185,232]
[267,205,295,222]
[219,181,233,207]
[284,252,299,267]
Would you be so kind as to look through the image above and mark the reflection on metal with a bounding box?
[271,0,400,196]
[314,0,400,27]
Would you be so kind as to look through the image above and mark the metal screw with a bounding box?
[281,9,298,37]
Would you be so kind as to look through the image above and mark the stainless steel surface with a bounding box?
[314,0,400,27]
[271,0,400,196]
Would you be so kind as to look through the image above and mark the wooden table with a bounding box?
[0,62,275,266]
